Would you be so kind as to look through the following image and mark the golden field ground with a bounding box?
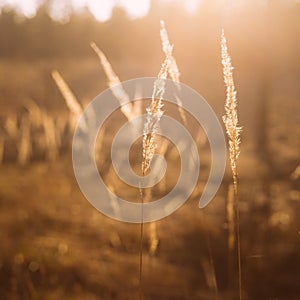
[0,54,300,299]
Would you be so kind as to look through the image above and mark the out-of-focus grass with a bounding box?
[0,155,300,299]
[0,48,300,299]
[0,157,221,299]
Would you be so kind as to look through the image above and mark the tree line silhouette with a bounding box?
[0,0,299,71]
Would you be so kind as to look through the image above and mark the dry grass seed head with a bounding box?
[221,30,242,177]
[51,70,83,116]
[90,42,134,121]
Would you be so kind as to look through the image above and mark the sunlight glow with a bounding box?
[160,0,200,13]
[86,0,115,22]
[117,0,150,19]
[183,0,200,14]
[0,0,40,17]
[48,0,73,22]
[0,0,201,21]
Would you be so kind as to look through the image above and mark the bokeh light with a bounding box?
[0,0,202,21]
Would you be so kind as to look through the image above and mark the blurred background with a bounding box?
[0,0,300,299]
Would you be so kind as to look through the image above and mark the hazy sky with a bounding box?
[0,0,200,21]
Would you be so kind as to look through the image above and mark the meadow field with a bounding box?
[0,1,300,299]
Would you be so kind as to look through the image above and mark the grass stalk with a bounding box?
[291,165,300,180]
[18,114,31,166]
[0,133,4,165]
[42,111,58,162]
[160,20,187,126]
[139,41,172,299]
[90,42,135,121]
[24,99,43,128]
[4,115,18,140]
[51,70,83,116]
[51,70,83,132]
[221,29,243,300]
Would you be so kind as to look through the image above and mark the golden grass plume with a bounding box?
[51,70,83,132]
[51,70,83,116]
[221,29,243,300]
[221,30,242,184]
[160,20,180,84]
[90,42,135,121]
[160,20,187,126]
[141,54,170,174]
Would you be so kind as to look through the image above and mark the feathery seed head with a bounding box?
[221,30,242,177]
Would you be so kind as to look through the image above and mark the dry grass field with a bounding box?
[1,1,300,299]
